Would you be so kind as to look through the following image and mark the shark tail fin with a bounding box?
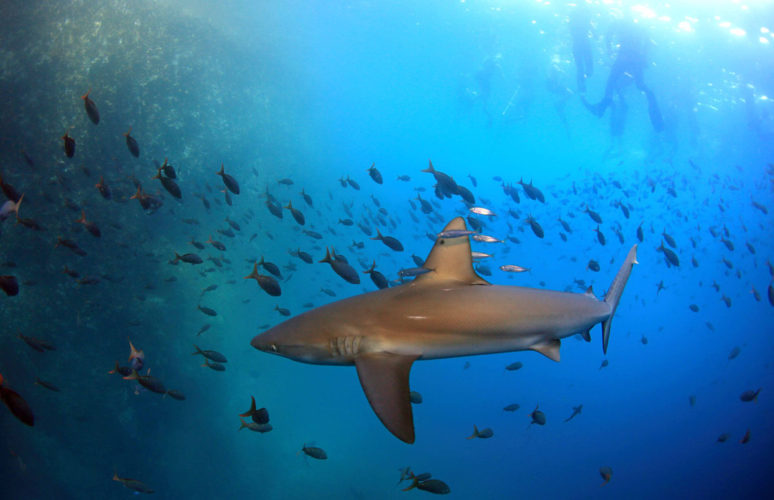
[601,245,638,354]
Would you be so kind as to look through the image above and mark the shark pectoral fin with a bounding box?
[531,339,561,362]
[354,352,419,444]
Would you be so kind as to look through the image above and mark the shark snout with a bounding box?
[250,334,268,351]
[251,333,280,354]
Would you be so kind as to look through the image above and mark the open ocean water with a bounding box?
[0,1,772,498]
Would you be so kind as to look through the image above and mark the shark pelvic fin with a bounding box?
[530,339,561,362]
[354,352,419,444]
[414,217,489,286]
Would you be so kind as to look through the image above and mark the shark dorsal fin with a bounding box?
[355,352,419,444]
[415,217,489,286]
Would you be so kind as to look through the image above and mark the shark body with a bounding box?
[251,217,637,443]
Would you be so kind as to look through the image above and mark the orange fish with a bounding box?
[95,176,111,199]
[130,185,151,209]
[599,466,613,486]
[62,132,75,158]
[81,90,100,125]
[113,472,154,494]
[123,128,140,157]
[75,210,101,237]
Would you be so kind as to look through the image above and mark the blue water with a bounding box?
[0,1,772,498]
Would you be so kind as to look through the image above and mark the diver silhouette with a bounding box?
[582,18,663,132]
[473,53,503,126]
[569,3,593,93]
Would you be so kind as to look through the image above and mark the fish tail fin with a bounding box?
[217,163,224,176]
[601,245,638,354]
[123,127,131,137]
[466,425,479,439]
[108,361,119,374]
[401,477,419,492]
[192,345,203,356]
[238,417,247,430]
[128,340,143,361]
[401,478,419,491]
[421,159,435,174]
[319,247,332,264]
[239,396,256,417]
[81,89,90,100]
[244,263,259,281]
[11,193,24,221]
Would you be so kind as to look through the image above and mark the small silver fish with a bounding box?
[469,206,496,216]
[500,265,530,273]
[472,234,502,243]
[398,267,432,278]
[437,229,476,239]
[471,251,493,260]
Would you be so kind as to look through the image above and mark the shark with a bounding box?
[251,217,638,443]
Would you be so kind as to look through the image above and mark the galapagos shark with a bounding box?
[251,217,637,443]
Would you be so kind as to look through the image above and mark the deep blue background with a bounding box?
[0,1,772,498]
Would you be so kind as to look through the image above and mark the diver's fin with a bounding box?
[645,91,664,132]
[602,245,638,354]
[415,217,489,286]
[531,339,561,362]
[355,352,419,444]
